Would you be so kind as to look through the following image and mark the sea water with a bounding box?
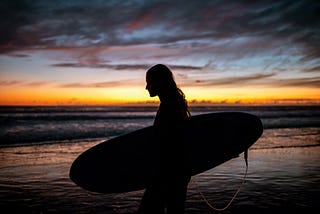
[0,105,319,213]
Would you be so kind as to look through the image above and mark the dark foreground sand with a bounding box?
[1,129,319,214]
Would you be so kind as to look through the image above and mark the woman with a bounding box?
[138,64,191,214]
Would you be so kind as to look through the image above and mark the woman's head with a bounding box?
[146,64,177,97]
[146,64,190,117]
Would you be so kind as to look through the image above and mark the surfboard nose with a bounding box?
[69,158,81,184]
[69,156,97,192]
[69,153,94,189]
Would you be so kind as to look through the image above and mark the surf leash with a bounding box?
[192,149,249,212]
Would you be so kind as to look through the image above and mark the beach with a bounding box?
[0,106,319,213]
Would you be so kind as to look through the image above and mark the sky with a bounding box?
[0,0,319,105]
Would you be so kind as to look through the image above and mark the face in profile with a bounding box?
[145,64,174,98]
[146,74,159,97]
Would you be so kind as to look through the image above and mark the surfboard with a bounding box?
[70,112,263,193]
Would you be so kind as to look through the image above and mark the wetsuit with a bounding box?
[138,98,191,214]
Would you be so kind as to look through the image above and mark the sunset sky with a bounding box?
[0,0,319,105]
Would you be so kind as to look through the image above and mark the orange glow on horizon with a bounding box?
[0,84,319,106]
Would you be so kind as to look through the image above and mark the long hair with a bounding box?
[147,64,190,117]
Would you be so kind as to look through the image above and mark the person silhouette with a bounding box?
[138,64,191,214]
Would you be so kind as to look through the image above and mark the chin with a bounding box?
[149,92,157,97]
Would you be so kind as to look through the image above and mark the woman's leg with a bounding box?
[166,176,190,214]
[138,183,165,214]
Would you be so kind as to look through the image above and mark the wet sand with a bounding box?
[0,132,320,214]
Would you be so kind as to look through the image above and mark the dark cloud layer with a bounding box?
[1,0,319,62]
[190,73,276,86]
[303,66,320,73]
[59,81,128,88]
[0,80,50,87]
[51,62,203,71]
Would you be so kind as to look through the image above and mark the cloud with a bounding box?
[58,80,137,88]
[125,10,156,33]
[51,62,151,70]
[0,80,51,87]
[183,73,276,87]
[274,77,320,88]
[23,81,51,87]
[181,73,320,89]
[302,66,320,73]
[1,0,319,94]
[51,62,203,71]
[0,80,22,86]
[8,53,30,58]
[1,0,319,62]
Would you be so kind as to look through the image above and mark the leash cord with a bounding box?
[193,150,248,212]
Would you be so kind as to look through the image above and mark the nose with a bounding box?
[146,82,152,91]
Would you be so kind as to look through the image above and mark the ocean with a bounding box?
[0,105,319,213]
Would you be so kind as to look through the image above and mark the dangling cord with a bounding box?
[193,150,249,212]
